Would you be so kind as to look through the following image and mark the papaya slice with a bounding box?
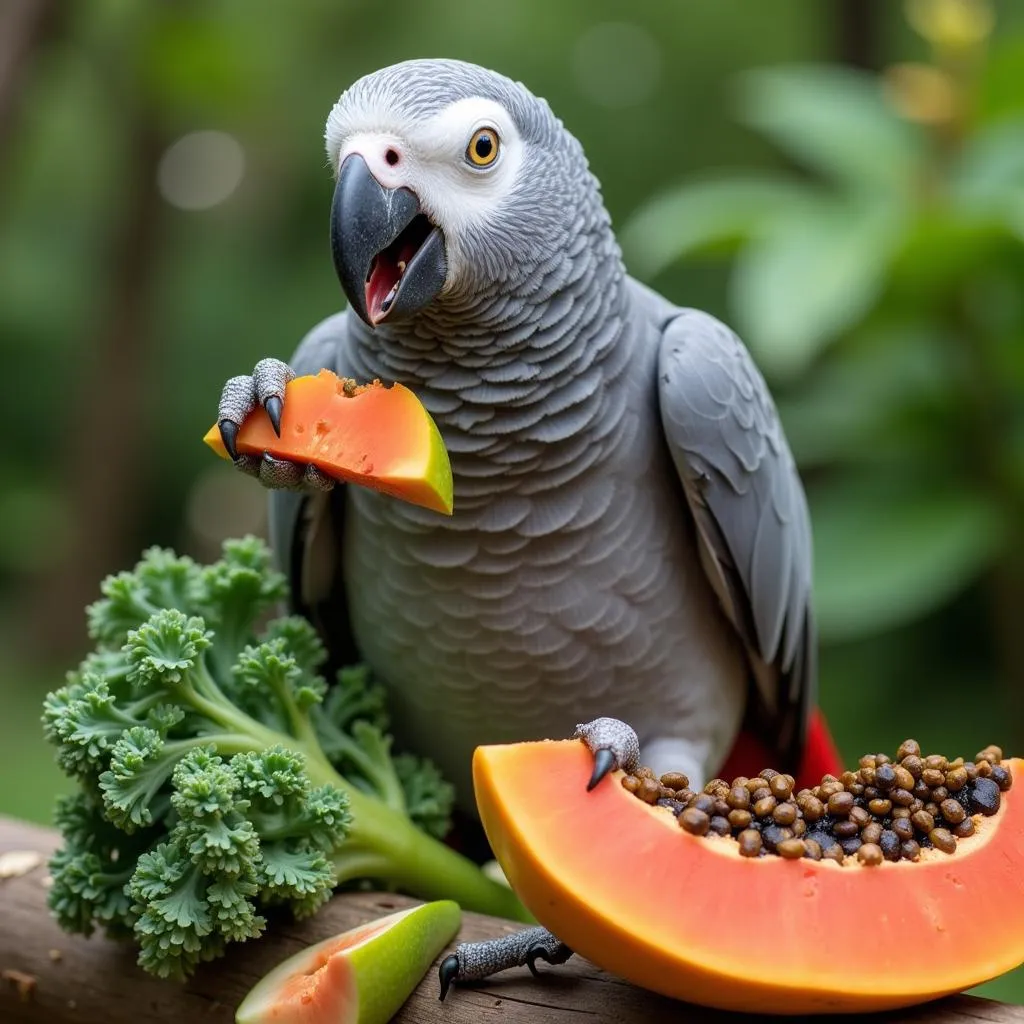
[204,370,453,515]
[473,738,1024,1014]
[235,899,461,1024]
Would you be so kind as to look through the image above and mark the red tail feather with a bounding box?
[718,710,843,791]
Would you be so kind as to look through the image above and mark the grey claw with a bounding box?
[587,748,617,792]
[218,419,240,461]
[438,954,459,1001]
[574,717,641,790]
[265,395,283,436]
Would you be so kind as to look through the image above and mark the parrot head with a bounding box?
[324,58,603,327]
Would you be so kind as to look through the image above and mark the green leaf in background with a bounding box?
[812,481,1006,643]
[735,64,925,194]
[730,196,906,380]
[778,320,956,468]
[949,117,1024,239]
[619,175,803,282]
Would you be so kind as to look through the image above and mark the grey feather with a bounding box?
[656,307,815,765]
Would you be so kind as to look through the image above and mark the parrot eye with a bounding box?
[466,127,500,168]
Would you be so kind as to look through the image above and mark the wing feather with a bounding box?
[657,308,815,768]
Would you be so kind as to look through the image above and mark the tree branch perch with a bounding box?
[0,816,1020,1023]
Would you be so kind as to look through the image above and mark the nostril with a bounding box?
[384,148,400,166]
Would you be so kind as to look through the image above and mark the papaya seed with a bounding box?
[901,839,922,861]
[946,767,969,792]
[679,808,710,836]
[660,772,689,791]
[727,786,750,811]
[991,765,1012,792]
[868,798,892,816]
[922,768,946,788]
[911,810,936,834]
[879,830,901,861]
[930,828,957,854]
[753,796,777,818]
[803,838,823,860]
[693,793,716,815]
[776,838,805,859]
[621,775,640,794]
[728,809,752,830]
[976,745,1003,765]
[874,764,897,791]
[952,817,975,839]
[940,799,966,825]
[833,820,859,839]
[970,777,1001,815]
[892,818,914,842]
[860,822,882,846]
[769,775,793,800]
[773,802,797,826]
[737,830,761,857]
[896,739,921,760]
[857,843,883,866]
[822,845,845,864]
[895,764,917,789]
[638,778,662,804]
[849,806,870,828]
[827,791,854,817]
[709,815,732,837]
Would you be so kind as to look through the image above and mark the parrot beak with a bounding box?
[331,153,447,327]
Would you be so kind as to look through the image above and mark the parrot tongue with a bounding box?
[366,214,433,323]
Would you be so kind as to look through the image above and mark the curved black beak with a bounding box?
[330,153,447,326]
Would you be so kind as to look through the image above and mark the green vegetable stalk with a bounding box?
[41,537,528,980]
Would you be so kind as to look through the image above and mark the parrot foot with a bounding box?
[574,716,640,791]
[437,926,574,1001]
[217,357,335,493]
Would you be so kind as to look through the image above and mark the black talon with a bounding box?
[587,747,617,791]
[265,395,283,436]
[525,945,546,977]
[438,954,460,1001]
[218,419,240,461]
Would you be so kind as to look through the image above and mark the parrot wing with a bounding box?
[267,311,360,674]
[656,308,816,771]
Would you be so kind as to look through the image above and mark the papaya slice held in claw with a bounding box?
[204,370,453,515]
[473,736,1024,1014]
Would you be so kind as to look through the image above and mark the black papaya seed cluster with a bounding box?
[621,741,1012,866]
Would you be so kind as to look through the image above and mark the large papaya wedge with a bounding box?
[473,735,1024,1014]
[203,370,453,515]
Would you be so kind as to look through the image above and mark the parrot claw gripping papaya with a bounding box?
[440,717,1024,1014]
[205,363,454,514]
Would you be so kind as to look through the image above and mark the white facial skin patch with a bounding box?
[325,96,525,288]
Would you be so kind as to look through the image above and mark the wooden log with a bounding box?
[0,815,1021,1023]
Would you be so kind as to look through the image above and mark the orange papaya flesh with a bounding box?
[203,370,453,515]
[235,900,461,1024]
[473,739,1024,1015]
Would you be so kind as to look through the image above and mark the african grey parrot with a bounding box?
[215,58,839,830]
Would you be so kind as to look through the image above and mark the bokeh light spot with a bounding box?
[157,130,246,211]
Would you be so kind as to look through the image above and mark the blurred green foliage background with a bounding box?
[2,0,1023,1003]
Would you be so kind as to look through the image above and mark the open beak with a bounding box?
[330,153,447,326]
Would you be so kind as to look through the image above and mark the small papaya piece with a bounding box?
[204,370,453,515]
[473,737,1024,1014]
[235,899,461,1024]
